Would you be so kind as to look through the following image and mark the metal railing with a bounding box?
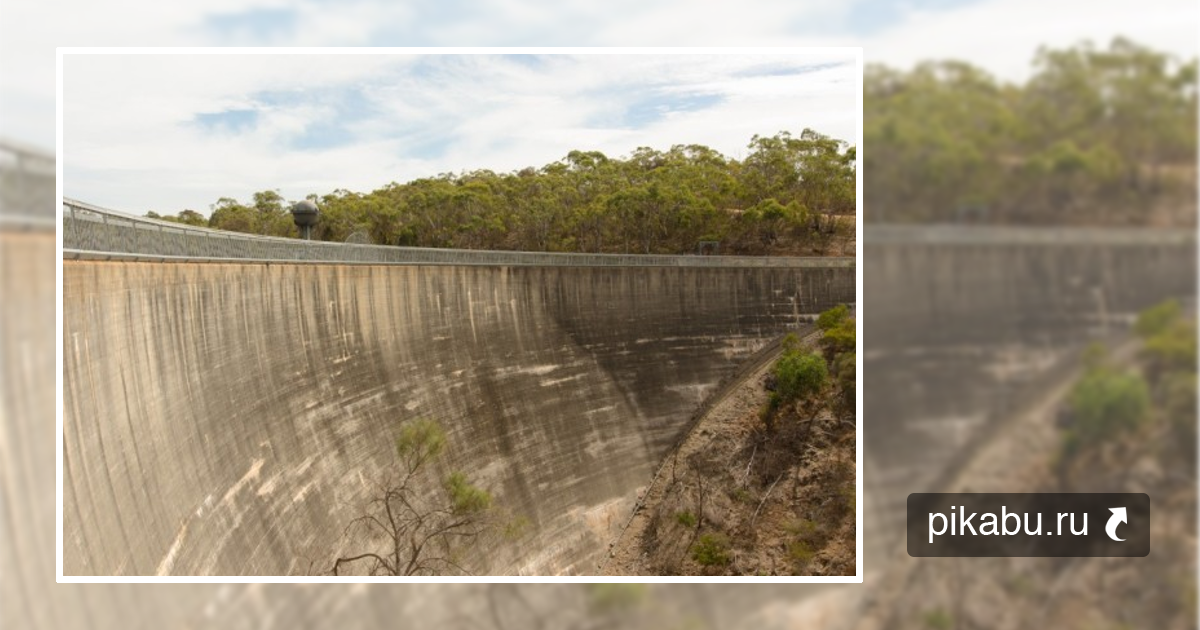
[62,197,855,268]
[0,140,55,230]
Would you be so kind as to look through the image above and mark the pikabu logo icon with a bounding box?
[1105,507,1127,541]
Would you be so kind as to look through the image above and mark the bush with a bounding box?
[1142,320,1197,381]
[1136,299,1182,339]
[676,511,698,528]
[1064,365,1149,457]
[773,350,828,406]
[822,318,856,356]
[446,471,492,514]
[764,340,830,431]
[815,305,855,359]
[395,418,446,467]
[816,304,849,332]
[691,533,732,567]
[781,332,802,354]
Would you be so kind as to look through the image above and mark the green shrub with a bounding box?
[445,471,492,514]
[1136,299,1182,339]
[691,533,732,567]
[1064,366,1149,457]
[814,305,855,359]
[773,350,828,406]
[781,332,802,354]
[1142,320,1197,380]
[395,418,446,465]
[676,511,698,528]
[816,304,849,332]
[822,318,856,356]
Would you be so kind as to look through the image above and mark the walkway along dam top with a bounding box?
[61,198,855,268]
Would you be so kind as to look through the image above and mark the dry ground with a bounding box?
[604,332,856,576]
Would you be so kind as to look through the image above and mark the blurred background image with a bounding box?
[4,1,1199,628]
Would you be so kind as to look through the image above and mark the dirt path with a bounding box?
[600,329,823,575]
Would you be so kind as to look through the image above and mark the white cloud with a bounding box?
[862,0,1198,81]
[62,52,859,214]
[4,0,1196,156]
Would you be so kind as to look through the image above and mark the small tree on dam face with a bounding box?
[330,418,494,576]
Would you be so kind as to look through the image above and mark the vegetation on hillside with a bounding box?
[149,129,855,256]
[1058,299,1197,487]
[1132,297,1200,468]
[628,307,857,576]
[867,37,1197,225]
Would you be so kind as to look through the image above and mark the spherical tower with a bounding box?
[290,200,319,240]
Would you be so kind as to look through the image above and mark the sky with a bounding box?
[2,0,1197,211]
[62,52,859,213]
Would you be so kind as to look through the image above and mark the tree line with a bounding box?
[867,37,1197,225]
[149,129,855,256]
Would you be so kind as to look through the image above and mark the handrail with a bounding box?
[0,140,55,228]
[61,197,855,268]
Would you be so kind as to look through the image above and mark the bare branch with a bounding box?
[332,552,395,576]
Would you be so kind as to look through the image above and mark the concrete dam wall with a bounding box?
[63,259,854,576]
[866,225,1196,348]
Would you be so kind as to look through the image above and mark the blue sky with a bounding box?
[62,53,860,214]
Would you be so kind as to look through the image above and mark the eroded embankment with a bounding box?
[62,261,853,575]
[604,328,857,576]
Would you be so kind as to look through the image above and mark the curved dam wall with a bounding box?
[63,259,853,576]
[866,225,1195,348]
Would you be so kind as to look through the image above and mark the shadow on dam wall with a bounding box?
[62,260,854,576]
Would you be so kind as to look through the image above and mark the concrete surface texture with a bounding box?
[2,230,59,627]
[865,225,1195,348]
[62,260,853,576]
